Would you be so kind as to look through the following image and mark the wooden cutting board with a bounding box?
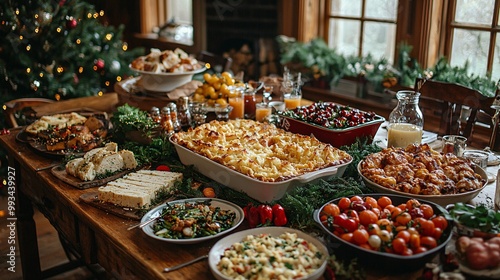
[51,165,136,189]
[79,192,144,220]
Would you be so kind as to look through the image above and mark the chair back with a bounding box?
[197,51,232,73]
[415,77,495,145]
[3,98,55,128]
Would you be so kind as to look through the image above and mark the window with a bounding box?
[326,0,398,64]
[446,0,500,81]
[323,0,499,81]
[159,0,193,44]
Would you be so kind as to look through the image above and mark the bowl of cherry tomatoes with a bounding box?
[314,193,453,272]
[278,102,384,147]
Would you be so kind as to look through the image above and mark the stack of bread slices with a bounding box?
[65,142,138,181]
[97,170,183,208]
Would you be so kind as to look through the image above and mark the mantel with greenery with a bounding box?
[276,35,499,98]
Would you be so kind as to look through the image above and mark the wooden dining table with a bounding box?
[1,97,498,279]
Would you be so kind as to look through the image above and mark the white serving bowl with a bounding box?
[209,227,328,280]
[130,65,206,92]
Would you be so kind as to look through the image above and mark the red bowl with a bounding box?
[279,113,385,147]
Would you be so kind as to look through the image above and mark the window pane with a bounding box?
[330,0,361,17]
[365,0,398,20]
[328,18,360,57]
[492,36,500,81]
[167,0,192,24]
[450,29,490,77]
[362,22,396,64]
[455,0,493,25]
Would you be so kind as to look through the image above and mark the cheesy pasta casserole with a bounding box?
[360,144,485,195]
[171,119,352,182]
[216,232,324,280]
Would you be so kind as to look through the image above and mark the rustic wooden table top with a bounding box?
[1,98,498,279]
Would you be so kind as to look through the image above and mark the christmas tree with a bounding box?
[0,0,144,125]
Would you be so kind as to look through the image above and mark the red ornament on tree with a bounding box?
[94,59,105,71]
[66,19,77,29]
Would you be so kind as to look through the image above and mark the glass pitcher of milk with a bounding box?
[387,90,424,148]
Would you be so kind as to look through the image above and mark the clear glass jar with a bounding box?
[176,96,192,130]
[387,90,424,148]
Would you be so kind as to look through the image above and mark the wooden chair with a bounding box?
[197,50,233,73]
[3,97,55,128]
[415,77,496,147]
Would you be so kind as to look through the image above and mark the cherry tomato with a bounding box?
[414,246,428,254]
[322,203,340,217]
[406,199,421,211]
[367,223,381,236]
[419,219,436,236]
[392,237,407,254]
[377,218,392,230]
[352,228,369,245]
[340,232,353,243]
[395,211,412,226]
[359,209,378,227]
[379,229,393,242]
[402,248,414,256]
[419,204,434,219]
[338,197,351,211]
[390,207,403,218]
[363,196,379,210]
[432,227,443,240]
[350,195,363,203]
[420,236,437,249]
[410,233,421,249]
[377,196,392,209]
[431,216,449,230]
[395,230,411,243]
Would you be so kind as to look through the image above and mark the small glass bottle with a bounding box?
[167,102,181,132]
[387,90,424,148]
[176,96,192,130]
[160,106,175,133]
[149,107,162,124]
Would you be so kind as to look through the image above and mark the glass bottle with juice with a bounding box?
[228,91,244,119]
[387,91,424,148]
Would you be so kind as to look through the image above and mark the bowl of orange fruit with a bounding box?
[191,72,262,110]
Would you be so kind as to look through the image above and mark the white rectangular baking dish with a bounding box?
[170,136,352,203]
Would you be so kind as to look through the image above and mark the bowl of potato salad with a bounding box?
[209,227,328,280]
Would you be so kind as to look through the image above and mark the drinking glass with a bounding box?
[228,94,244,119]
[255,103,272,122]
[283,93,301,110]
[214,104,232,121]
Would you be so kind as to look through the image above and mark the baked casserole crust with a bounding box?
[171,119,352,182]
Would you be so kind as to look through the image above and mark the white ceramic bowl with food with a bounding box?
[357,161,487,206]
[209,227,328,280]
[130,65,206,92]
[141,198,244,244]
